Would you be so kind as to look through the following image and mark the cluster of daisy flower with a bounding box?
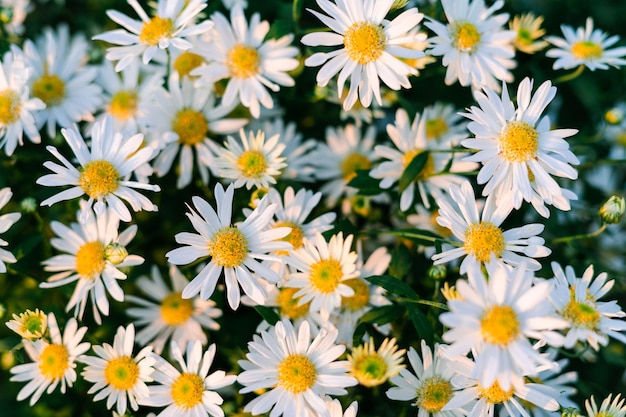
[1,0,626,416]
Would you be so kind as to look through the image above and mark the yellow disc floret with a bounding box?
[174,52,205,78]
[480,305,521,345]
[227,44,260,78]
[416,375,453,413]
[276,287,311,320]
[39,344,69,380]
[160,292,194,326]
[425,118,449,140]
[78,160,121,199]
[344,22,386,64]
[104,356,139,390]
[341,152,371,182]
[208,226,249,268]
[109,90,138,121]
[571,40,603,60]
[351,352,387,387]
[171,373,204,409]
[237,150,268,179]
[32,74,65,106]
[75,241,107,279]
[173,108,209,146]
[275,221,305,251]
[309,259,343,294]
[139,16,174,46]
[452,22,481,53]
[562,296,600,329]
[463,221,505,263]
[341,278,370,311]
[499,121,539,163]
[478,381,515,404]
[277,353,317,394]
[0,89,22,125]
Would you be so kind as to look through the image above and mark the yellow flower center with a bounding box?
[341,278,370,311]
[351,352,387,386]
[341,152,372,181]
[0,89,22,125]
[39,344,69,379]
[277,353,317,394]
[562,297,600,329]
[172,108,209,146]
[463,221,505,263]
[416,375,453,413]
[276,287,311,319]
[309,259,343,294]
[481,305,521,345]
[571,40,603,60]
[478,381,515,404]
[343,22,386,64]
[425,118,449,140]
[208,226,249,268]
[402,149,436,179]
[104,356,140,391]
[32,73,65,106]
[78,160,121,199]
[75,241,107,279]
[23,315,45,335]
[237,150,268,179]
[499,121,539,163]
[109,90,138,121]
[274,221,305,256]
[226,44,260,79]
[451,22,481,53]
[160,292,194,326]
[139,16,174,46]
[174,52,205,78]
[171,373,204,409]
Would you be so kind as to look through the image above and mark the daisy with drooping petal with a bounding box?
[140,341,236,417]
[9,313,90,406]
[40,203,144,323]
[549,262,626,351]
[0,187,21,273]
[93,0,214,72]
[81,324,155,416]
[301,0,425,111]
[586,394,626,417]
[461,77,579,214]
[126,265,222,355]
[166,182,291,309]
[36,116,160,223]
[5,309,47,340]
[348,337,405,387]
[439,263,567,391]
[546,17,626,71]
[191,5,299,118]
[424,0,516,92]
[0,50,45,156]
[237,319,358,417]
[431,182,550,274]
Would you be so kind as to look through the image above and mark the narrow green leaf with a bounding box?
[398,151,429,193]
[347,169,383,196]
[389,243,412,279]
[359,304,404,325]
[366,274,418,299]
[254,306,280,326]
[406,304,434,346]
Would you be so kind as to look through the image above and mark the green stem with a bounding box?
[396,297,449,310]
[552,223,607,244]
[553,64,585,84]
[375,230,460,246]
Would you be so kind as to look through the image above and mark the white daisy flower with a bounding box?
[421,102,469,145]
[424,0,516,92]
[324,396,358,417]
[126,265,222,355]
[36,116,160,223]
[165,182,291,309]
[221,0,247,10]
[348,337,405,387]
[93,0,214,72]
[549,262,626,351]
[40,203,144,323]
[0,50,45,156]
[148,72,248,189]
[18,24,103,139]
[140,341,236,417]
[191,5,299,118]
[81,324,155,415]
[168,34,212,79]
[1,0,31,35]
[439,263,567,390]
[284,232,359,321]
[370,107,475,211]
[461,77,579,214]
[9,313,90,405]
[431,182,551,274]
[586,394,626,417]
[301,0,425,110]
[386,340,466,417]
[5,308,48,340]
[237,319,358,417]
[0,187,21,273]
[211,128,287,190]
[546,17,626,71]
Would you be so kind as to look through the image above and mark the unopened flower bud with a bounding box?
[105,243,128,265]
[5,309,47,340]
[605,107,625,124]
[599,195,625,224]
[20,197,37,213]
[391,0,409,10]
[561,407,582,417]
[427,264,447,281]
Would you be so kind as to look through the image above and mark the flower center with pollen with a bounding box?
[344,22,386,64]
[416,375,453,413]
[277,353,317,394]
[478,381,515,404]
[452,22,481,53]
[499,121,539,163]
[39,344,69,379]
[0,89,22,125]
[425,118,449,140]
[275,221,305,252]
[104,356,139,390]
[562,295,600,329]
[351,352,387,386]
[571,40,603,60]
[109,90,138,121]
[481,305,520,345]
[173,108,209,146]
[208,226,248,268]
[171,373,204,409]
[341,152,371,181]
[75,241,107,279]
[174,52,205,78]
[32,74,65,106]
[139,16,174,46]
[227,44,260,78]
[78,160,121,199]
[309,259,343,294]
[341,278,370,311]
[160,292,194,326]
[463,221,505,263]
[237,150,268,179]
[277,287,311,319]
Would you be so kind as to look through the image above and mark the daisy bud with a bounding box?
[599,195,625,224]
[5,308,47,340]
[427,264,447,281]
[605,107,625,124]
[561,407,582,417]
[391,0,409,10]
[20,197,37,213]
[105,243,128,265]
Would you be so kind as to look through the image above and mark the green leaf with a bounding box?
[406,304,434,346]
[398,151,429,193]
[359,304,404,325]
[254,306,280,326]
[388,243,413,279]
[366,274,418,299]
[347,169,383,196]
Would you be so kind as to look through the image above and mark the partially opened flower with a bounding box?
[348,337,405,387]
[5,309,47,340]
[585,394,626,417]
